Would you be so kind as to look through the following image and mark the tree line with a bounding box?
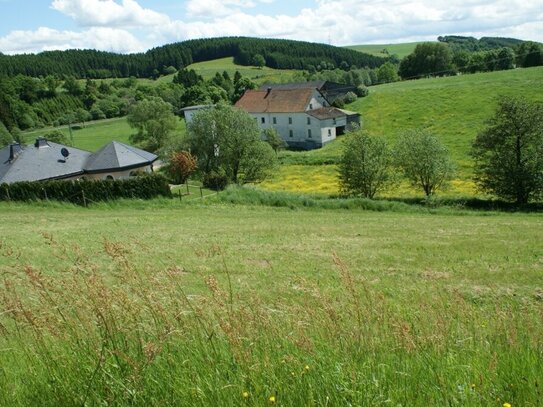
[399,41,543,80]
[0,37,387,79]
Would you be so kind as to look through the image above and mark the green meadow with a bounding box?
[346,42,425,58]
[0,196,542,406]
[187,57,300,84]
[23,116,187,152]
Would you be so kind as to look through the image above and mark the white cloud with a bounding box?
[51,0,169,27]
[1,0,543,54]
[0,26,144,54]
[157,0,543,46]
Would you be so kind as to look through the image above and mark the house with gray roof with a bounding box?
[0,138,157,184]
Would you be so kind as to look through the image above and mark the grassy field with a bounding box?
[346,42,425,58]
[23,117,187,152]
[264,66,543,197]
[187,57,300,85]
[0,196,542,405]
[106,57,301,88]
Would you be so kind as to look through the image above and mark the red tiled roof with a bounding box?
[235,88,315,113]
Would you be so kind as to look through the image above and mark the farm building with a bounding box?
[235,87,359,150]
[0,138,157,184]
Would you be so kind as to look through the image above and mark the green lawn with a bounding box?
[0,198,541,405]
[187,57,300,85]
[23,116,187,152]
[346,42,426,58]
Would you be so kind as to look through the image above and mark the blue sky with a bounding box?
[1,0,542,54]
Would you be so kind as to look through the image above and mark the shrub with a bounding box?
[343,91,358,104]
[167,151,197,184]
[202,169,229,191]
[0,174,171,205]
[355,85,369,97]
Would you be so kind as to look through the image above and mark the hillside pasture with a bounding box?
[0,199,541,405]
[22,116,187,152]
[346,42,425,58]
[264,66,543,198]
[187,57,300,84]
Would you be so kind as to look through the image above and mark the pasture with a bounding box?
[264,66,543,197]
[23,117,186,152]
[346,42,424,59]
[0,198,542,405]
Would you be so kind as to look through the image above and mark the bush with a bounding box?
[355,85,369,97]
[202,169,229,191]
[167,151,197,184]
[343,91,358,104]
[0,174,171,205]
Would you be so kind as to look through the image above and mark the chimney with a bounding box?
[265,87,272,98]
[8,143,22,162]
[34,138,49,148]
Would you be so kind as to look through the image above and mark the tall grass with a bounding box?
[1,237,541,406]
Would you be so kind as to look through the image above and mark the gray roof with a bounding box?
[307,107,346,120]
[0,139,157,184]
[0,140,91,183]
[259,81,326,91]
[84,141,157,173]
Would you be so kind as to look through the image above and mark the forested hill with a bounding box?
[0,37,387,79]
[437,35,526,52]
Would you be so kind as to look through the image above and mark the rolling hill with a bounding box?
[262,66,543,197]
[346,42,424,59]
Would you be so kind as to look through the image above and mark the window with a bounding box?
[333,118,336,125]
[328,129,332,137]
[261,117,265,124]
[288,117,292,124]
[308,129,312,138]
[273,117,277,124]
[105,175,114,180]
[289,130,293,138]
[309,103,313,109]
[307,117,311,125]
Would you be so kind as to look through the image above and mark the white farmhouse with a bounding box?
[235,87,357,150]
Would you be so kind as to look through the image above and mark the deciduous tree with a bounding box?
[128,97,178,153]
[339,130,395,198]
[187,104,276,185]
[472,96,543,204]
[394,129,455,196]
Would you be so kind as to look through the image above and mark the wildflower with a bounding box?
[269,395,276,404]
[503,403,511,407]
[305,365,310,371]
[242,391,249,399]
[471,383,475,389]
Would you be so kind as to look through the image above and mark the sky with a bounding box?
[0,0,542,55]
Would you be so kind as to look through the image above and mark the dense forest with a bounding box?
[0,37,387,79]
[437,36,526,52]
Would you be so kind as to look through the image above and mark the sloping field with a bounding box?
[23,117,187,152]
[0,199,542,405]
[346,42,425,58]
[264,67,543,197]
[187,56,300,84]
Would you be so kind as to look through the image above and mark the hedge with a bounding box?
[0,174,172,205]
